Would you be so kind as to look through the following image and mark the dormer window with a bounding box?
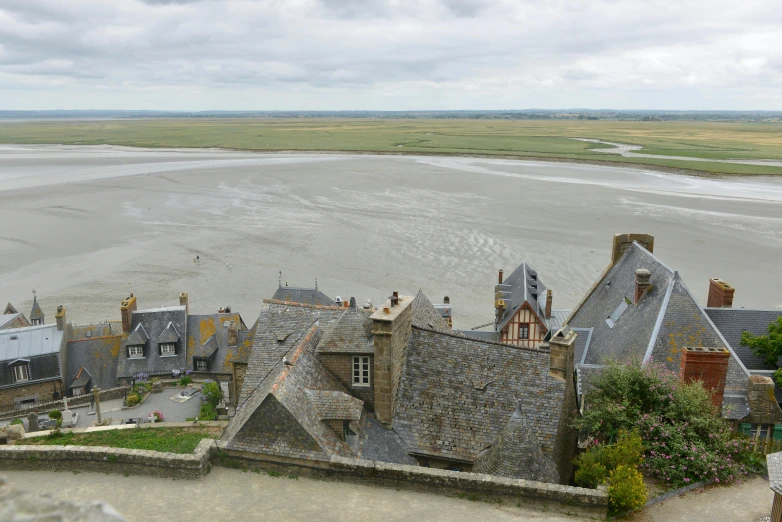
[160,343,176,357]
[128,345,144,358]
[195,358,208,371]
[10,361,30,383]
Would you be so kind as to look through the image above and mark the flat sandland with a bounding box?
[1,118,782,176]
[1,145,781,329]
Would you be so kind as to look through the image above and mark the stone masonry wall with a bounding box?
[318,354,374,410]
[0,380,61,411]
[0,385,130,419]
[372,300,413,425]
[0,438,215,479]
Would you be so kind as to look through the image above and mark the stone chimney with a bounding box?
[680,347,730,409]
[545,289,553,319]
[548,326,576,382]
[611,233,655,266]
[707,278,734,308]
[55,305,66,331]
[120,294,137,334]
[634,269,651,305]
[349,297,357,308]
[371,292,414,426]
[747,375,782,424]
[225,320,238,347]
[179,292,189,314]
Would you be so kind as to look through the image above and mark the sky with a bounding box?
[1,0,781,111]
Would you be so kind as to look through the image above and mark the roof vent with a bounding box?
[335,296,343,305]
[10,335,18,340]
[86,330,92,338]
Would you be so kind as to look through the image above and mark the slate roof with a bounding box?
[572,327,593,365]
[239,303,343,402]
[30,297,44,322]
[305,390,363,421]
[316,302,373,354]
[457,330,501,342]
[496,263,549,332]
[472,402,559,483]
[705,308,782,371]
[393,326,565,463]
[69,366,92,389]
[0,324,63,388]
[411,290,450,331]
[222,322,362,461]
[0,313,27,331]
[272,286,335,306]
[126,324,148,346]
[769,452,782,496]
[358,416,417,465]
[3,303,18,315]
[549,309,571,334]
[116,305,188,378]
[567,241,752,414]
[186,312,249,373]
[66,327,122,393]
[158,322,181,344]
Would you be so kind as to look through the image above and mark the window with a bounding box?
[128,345,144,358]
[11,364,29,383]
[195,359,208,371]
[519,323,530,340]
[352,356,370,387]
[160,343,176,357]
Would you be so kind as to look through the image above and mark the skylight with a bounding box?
[605,299,630,329]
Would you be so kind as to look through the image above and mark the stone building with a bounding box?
[65,321,123,397]
[0,303,30,331]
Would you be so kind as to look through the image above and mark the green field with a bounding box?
[1,118,782,176]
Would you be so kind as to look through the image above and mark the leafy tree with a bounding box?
[741,317,782,366]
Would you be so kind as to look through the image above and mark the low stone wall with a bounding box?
[217,445,607,511]
[0,438,215,479]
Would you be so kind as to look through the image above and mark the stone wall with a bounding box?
[371,296,413,425]
[0,438,215,479]
[549,330,579,485]
[215,445,607,512]
[0,380,62,411]
[232,363,247,406]
[317,354,374,410]
[0,385,130,420]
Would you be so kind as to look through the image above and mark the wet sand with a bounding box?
[1,144,781,328]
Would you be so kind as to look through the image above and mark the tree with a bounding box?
[741,317,782,366]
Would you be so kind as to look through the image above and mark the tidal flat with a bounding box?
[1,144,781,328]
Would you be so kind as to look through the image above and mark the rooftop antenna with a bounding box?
[315,277,318,291]
[278,270,282,288]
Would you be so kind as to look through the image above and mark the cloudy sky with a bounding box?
[1,0,781,111]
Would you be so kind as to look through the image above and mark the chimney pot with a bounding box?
[349,297,357,308]
[55,305,66,331]
[545,289,553,319]
[634,268,651,305]
[498,269,504,285]
[383,307,390,314]
[443,296,450,305]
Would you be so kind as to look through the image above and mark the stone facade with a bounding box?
[746,375,782,425]
[0,379,60,411]
[231,362,247,407]
[318,354,374,410]
[610,233,654,266]
[371,295,413,426]
[549,329,579,485]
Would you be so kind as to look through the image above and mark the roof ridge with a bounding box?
[411,325,549,354]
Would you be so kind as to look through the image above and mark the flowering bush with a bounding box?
[575,431,643,488]
[608,465,647,514]
[151,410,164,422]
[200,380,222,407]
[126,393,140,407]
[574,361,764,489]
[134,372,149,382]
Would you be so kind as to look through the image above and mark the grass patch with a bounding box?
[18,427,218,454]
[0,118,780,176]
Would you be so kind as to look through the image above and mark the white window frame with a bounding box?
[12,363,30,383]
[352,356,370,387]
[195,359,207,371]
[128,345,144,358]
[159,343,176,357]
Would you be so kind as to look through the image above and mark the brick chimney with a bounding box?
[707,278,734,308]
[179,292,189,314]
[55,305,66,331]
[681,347,730,409]
[634,269,651,305]
[545,289,553,319]
[371,292,414,427]
[120,294,137,334]
[611,233,655,266]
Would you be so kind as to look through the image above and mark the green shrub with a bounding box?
[603,430,643,470]
[608,465,647,514]
[48,409,62,420]
[198,402,216,421]
[179,376,192,386]
[574,446,608,488]
[10,418,23,425]
[200,380,222,407]
[126,394,140,407]
[774,368,782,389]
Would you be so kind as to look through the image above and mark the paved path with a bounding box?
[632,475,772,522]
[3,469,602,522]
